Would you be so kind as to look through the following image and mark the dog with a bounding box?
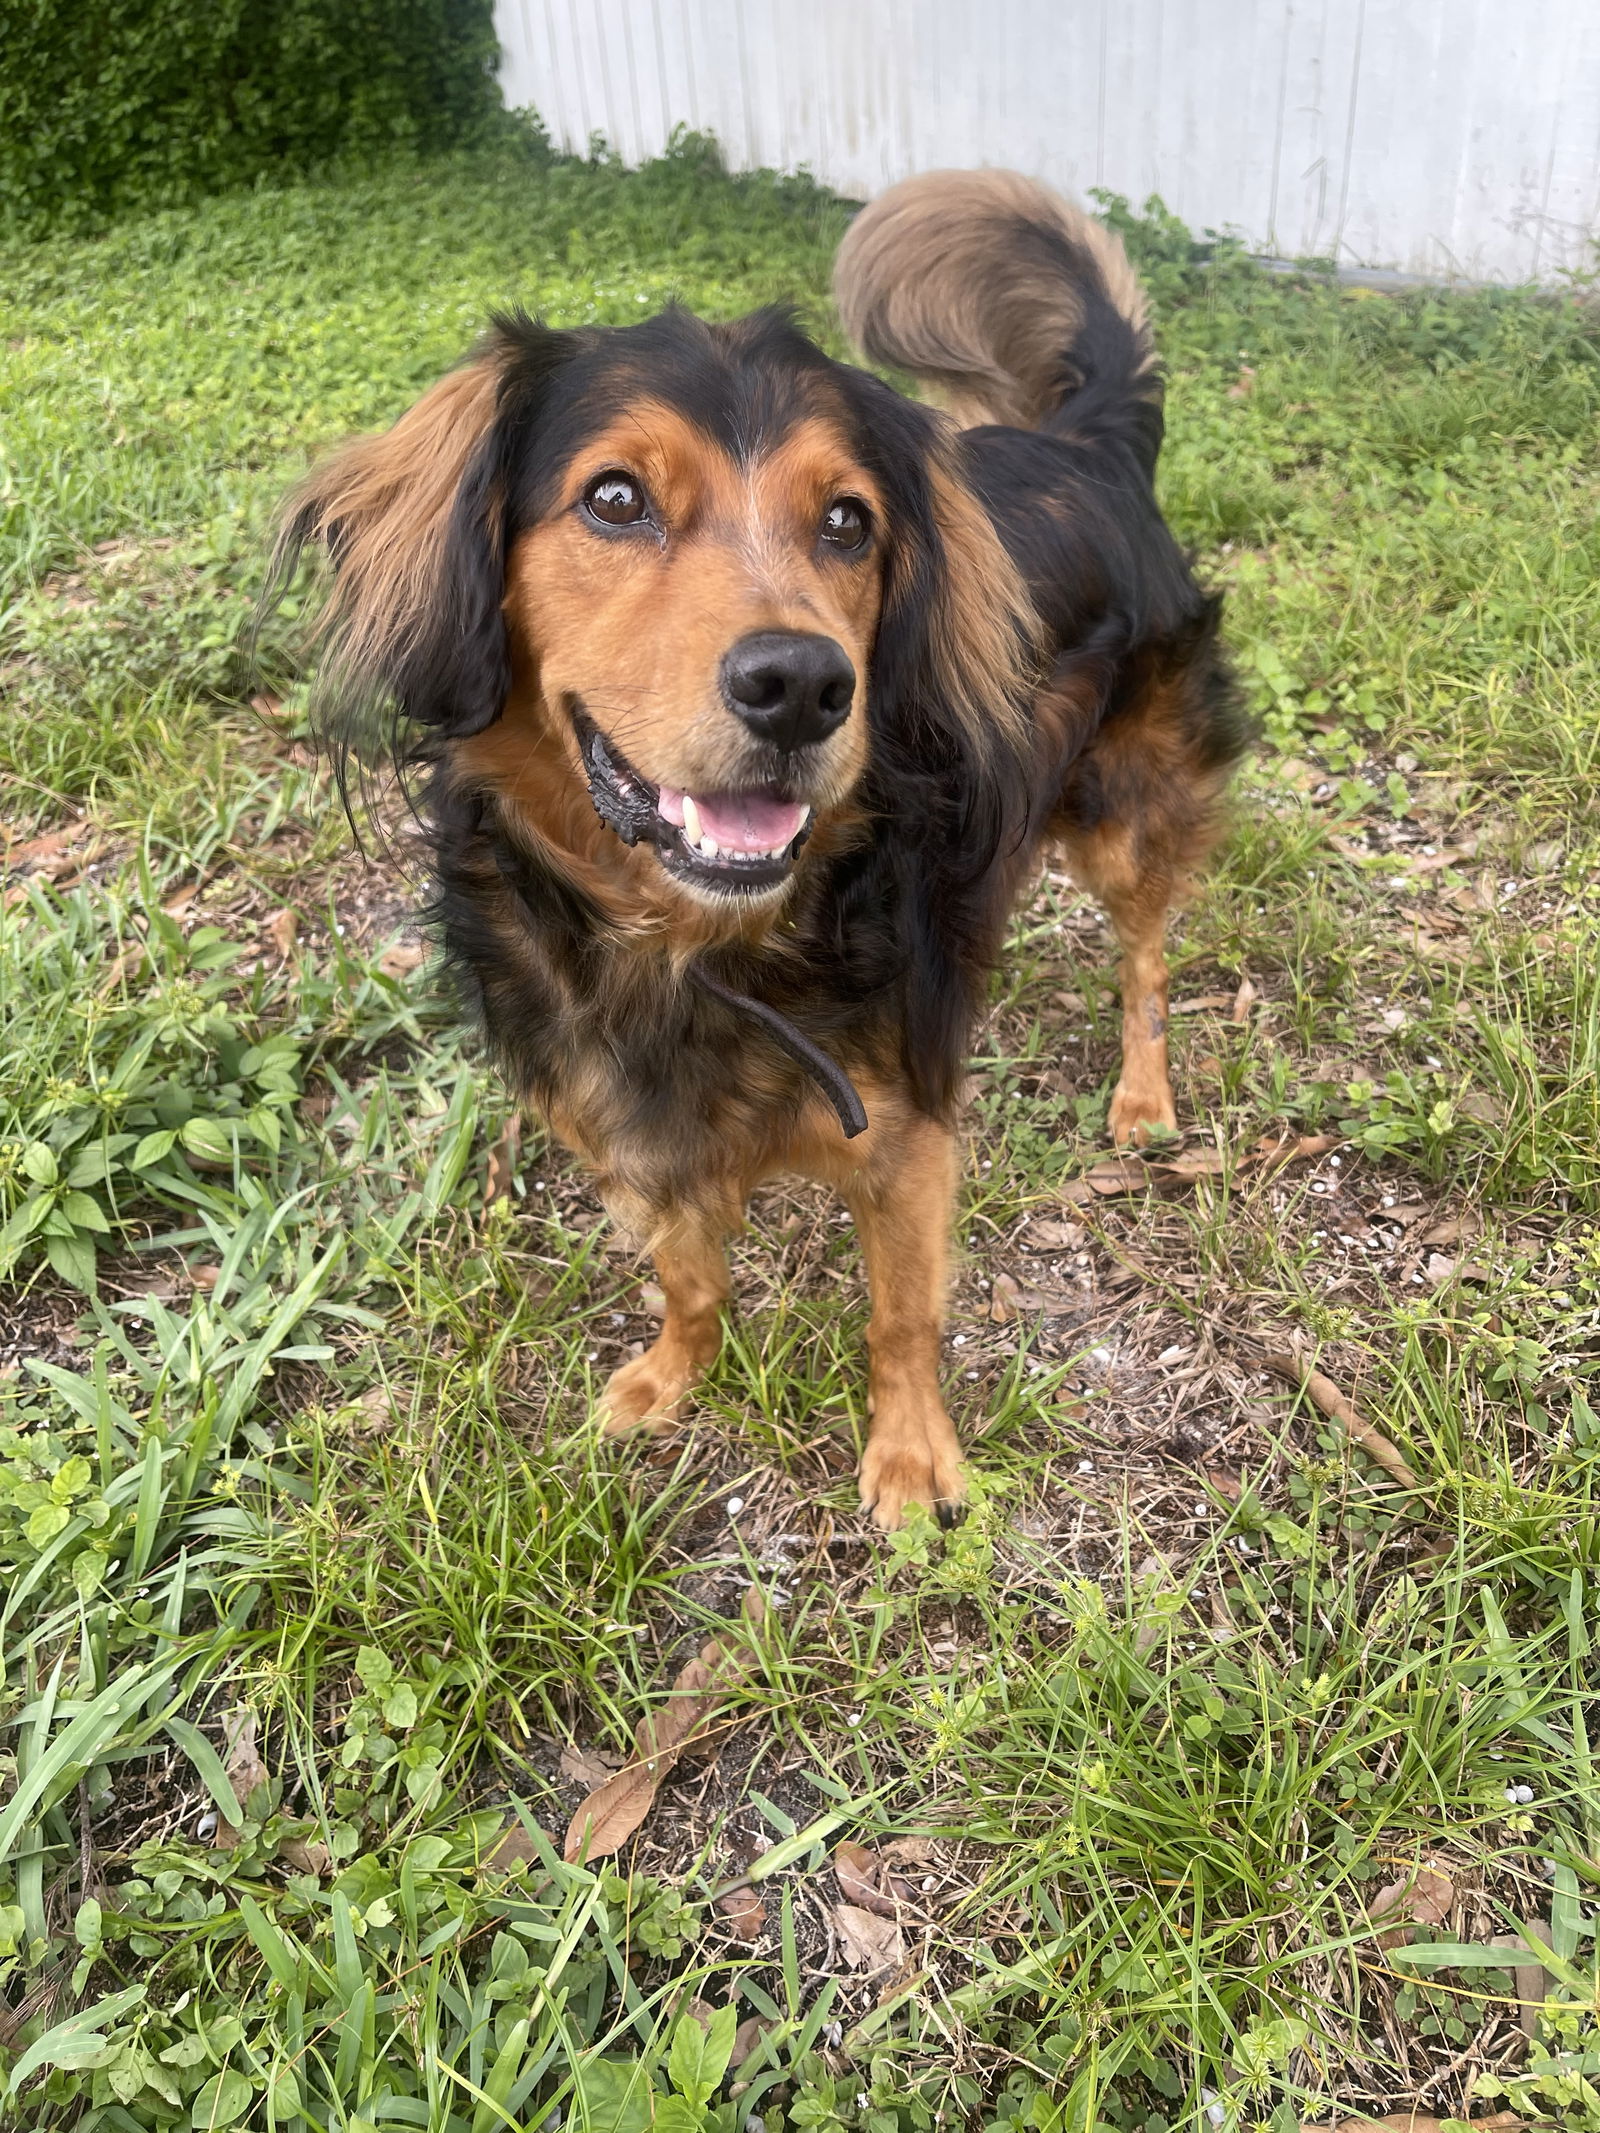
[275,169,1246,1529]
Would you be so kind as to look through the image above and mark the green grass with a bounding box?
[3,143,1598,2131]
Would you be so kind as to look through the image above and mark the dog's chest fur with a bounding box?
[425,772,938,1212]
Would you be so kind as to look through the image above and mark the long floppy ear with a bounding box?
[834,373,1044,1112]
[846,374,1040,826]
[270,319,571,780]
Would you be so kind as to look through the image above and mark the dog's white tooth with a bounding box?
[682,794,703,844]
[700,835,720,859]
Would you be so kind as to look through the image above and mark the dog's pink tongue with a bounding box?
[656,787,807,851]
[695,791,807,850]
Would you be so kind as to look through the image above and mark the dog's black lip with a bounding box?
[568,701,815,891]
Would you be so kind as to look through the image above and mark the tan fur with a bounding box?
[500,402,882,810]
[594,1067,967,1525]
[922,450,1039,752]
[834,167,1153,431]
[1047,668,1234,1145]
[279,358,500,690]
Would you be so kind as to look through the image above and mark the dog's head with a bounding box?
[278,305,1035,922]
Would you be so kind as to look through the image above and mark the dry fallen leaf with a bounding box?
[1369,1862,1454,1950]
[878,1836,936,1870]
[558,1742,621,1789]
[1149,1147,1228,1180]
[189,1264,222,1292]
[834,1839,896,1919]
[988,1272,1021,1325]
[280,1836,332,1876]
[1170,993,1236,1014]
[715,1886,767,1941]
[485,1116,522,1204]
[378,939,427,978]
[264,908,298,960]
[832,1901,904,1972]
[212,1708,269,1850]
[1025,1217,1084,1251]
[1419,1210,1481,1247]
[728,2014,773,2070]
[1248,1131,1341,1173]
[483,1820,545,1871]
[564,1586,766,1863]
[1229,974,1259,1023]
[1490,1925,1555,2039]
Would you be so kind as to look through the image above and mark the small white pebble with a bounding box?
[1504,1785,1521,1804]
[197,1811,218,1839]
[1077,1459,1095,1474]
[726,1496,744,1515]
[952,1334,967,1347]
[586,1350,598,1362]
[823,2021,843,2048]
[1515,1784,1535,1805]
[846,1711,862,1727]
[1194,1502,1210,1517]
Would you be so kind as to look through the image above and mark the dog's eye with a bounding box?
[820,496,870,551]
[583,471,648,527]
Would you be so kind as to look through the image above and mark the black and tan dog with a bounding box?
[277,169,1245,1528]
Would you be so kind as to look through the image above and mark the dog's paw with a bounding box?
[858,1422,967,1532]
[598,1349,693,1435]
[1108,1075,1178,1147]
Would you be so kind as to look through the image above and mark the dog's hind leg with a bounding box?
[600,1199,732,1433]
[1053,819,1180,1148]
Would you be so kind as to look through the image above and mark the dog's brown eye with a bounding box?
[821,496,869,551]
[584,471,647,526]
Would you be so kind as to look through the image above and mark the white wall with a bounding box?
[495,0,1600,285]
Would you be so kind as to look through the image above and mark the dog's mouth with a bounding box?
[573,708,813,899]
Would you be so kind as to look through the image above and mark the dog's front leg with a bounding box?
[848,1114,967,1530]
[600,1200,732,1433]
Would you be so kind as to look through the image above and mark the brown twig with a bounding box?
[1311,2116,1526,2133]
[1260,1350,1420,1491]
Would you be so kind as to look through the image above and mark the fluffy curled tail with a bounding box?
[833,168,1160,461]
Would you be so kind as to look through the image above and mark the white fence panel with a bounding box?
[495,0,1600,284]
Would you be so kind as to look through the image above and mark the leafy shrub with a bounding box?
[0,0,508,235]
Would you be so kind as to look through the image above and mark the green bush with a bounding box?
[0,0,506,234]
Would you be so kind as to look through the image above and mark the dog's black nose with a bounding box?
[720,631,855,751]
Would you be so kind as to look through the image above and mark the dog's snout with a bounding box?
[720,630,855,751]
